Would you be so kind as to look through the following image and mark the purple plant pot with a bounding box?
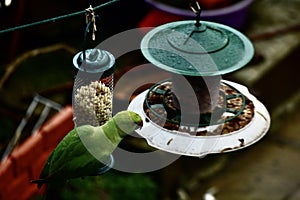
[145,0,254,29]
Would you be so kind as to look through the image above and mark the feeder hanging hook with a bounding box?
[189,1,201,27]
[85,5,97,41]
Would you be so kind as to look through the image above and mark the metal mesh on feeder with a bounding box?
[73,48,115,126]
[171,74,222,114]
[74,81,112,126]
[140,19,255,131]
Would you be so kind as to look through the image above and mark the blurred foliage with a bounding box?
[97,172,159,200]
[39,170,159,200]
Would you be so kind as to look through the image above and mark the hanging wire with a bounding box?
[0,0,120,34]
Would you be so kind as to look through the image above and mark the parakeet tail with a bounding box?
[31,179,57,200]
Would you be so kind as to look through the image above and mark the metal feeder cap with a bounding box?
[73,48,115,73]
[141,20,254,76]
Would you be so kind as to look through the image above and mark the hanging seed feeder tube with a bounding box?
[73,48,115,127]
[72,48,116,175]
[128,9,271,156]
[71,7,116,176]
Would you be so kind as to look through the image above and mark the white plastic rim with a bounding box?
[128,80,271,157]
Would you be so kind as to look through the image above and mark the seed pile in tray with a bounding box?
[144,82,254,136]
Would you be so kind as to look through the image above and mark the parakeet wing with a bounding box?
[43,125,107,181]
[36,125,103,187]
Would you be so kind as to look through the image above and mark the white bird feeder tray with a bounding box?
[128,80,270,157]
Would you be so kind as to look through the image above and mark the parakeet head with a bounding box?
[113,110,143,137]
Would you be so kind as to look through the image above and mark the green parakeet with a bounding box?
[31,110,143,189]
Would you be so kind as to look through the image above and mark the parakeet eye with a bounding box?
[133,120,143,128]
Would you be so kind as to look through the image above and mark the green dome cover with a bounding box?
[141,20,254,76]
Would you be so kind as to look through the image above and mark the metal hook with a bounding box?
[189,1,201,27]
[81,5,101,71]
[85,5,97,41]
